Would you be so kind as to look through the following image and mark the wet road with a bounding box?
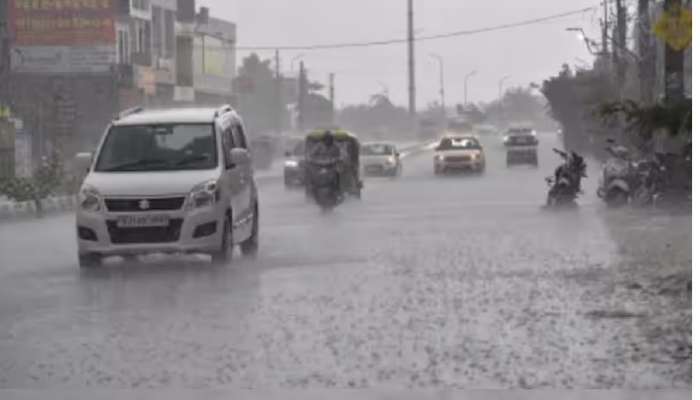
[0,133,690,390]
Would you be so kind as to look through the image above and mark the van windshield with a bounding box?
[95,124,217,172]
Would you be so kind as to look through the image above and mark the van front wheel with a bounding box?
[212,218,233,264]
[240,205,259,257]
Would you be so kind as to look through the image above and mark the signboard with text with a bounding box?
[11,46,116,73]
[9,0,116,74]
[9,0,116,46]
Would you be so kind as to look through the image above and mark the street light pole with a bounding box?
[498,75,510,127]
[463,70,477,106]
[290,53,305,75]
[430,53,445,124]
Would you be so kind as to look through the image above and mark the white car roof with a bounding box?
[113,107,240,126]
[440,134,479,141]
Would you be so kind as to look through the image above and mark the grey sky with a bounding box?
[197,0,600,108]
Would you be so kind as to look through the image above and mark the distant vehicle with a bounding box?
[504,127,539,166]
[433,135,486,175]
[74,106,259,268]
[283,138,306,188]
[360,142,402,177]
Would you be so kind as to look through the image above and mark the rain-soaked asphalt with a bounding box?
[0,133,691,392]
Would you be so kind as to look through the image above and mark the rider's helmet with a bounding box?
[322,130,334,147]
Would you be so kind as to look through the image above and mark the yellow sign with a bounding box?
[654,5,692,51]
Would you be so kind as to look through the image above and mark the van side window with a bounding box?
[222,126,235,167]
[233,124,248,149]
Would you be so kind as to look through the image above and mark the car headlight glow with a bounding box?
[385,157,396,165]
[186,180,220,210]
[79,185,102,212]
[285,160,299,168]
[435,154,445,161]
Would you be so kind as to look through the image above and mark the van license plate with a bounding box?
[116,215,170,228]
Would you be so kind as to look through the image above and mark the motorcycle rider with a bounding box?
[310,130,342,164]
[307,131,343,197]
[554,150,585,193]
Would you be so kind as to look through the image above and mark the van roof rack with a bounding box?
[116,107,144,120]
[214,104,233,118]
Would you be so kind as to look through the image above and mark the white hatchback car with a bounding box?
[74,106,259,268]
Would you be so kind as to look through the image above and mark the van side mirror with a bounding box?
[74,152,93,172]
[229,148,250,169]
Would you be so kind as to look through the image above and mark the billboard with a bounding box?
[10,45,116,73]
[9,0,116,46]
[9,0,116,74]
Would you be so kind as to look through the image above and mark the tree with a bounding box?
[235,53,290,135]
[337,93,412,139]
[541,64,618,153]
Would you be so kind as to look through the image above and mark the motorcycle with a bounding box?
[597,143,636,207]
[629,154,667,207]
[306,159,343,211]
[546,148,587,207]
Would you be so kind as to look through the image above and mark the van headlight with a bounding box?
[186,180,220,210]
[385,157,396,165]
[79,186,102,212]
[285,160,299,168]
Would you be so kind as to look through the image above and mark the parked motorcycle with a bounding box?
[306,159,343,211]
[597,144,636,207]
[546,148,587,207]
[629,154,667,207]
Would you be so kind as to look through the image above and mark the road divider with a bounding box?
[0,195,78,222]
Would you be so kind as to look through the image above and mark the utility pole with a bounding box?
[614,0,628,87]
[274,49,281,134]
[407,0,416,119]
[637,0,655,105]
[430,53,445,127]
[663,0,685,103]
[498,75,510,127]
[463,70,477,107]
[329,73,335,125]
[602,0,609,55]
[297,62,307,132]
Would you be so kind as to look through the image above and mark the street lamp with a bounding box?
[429,53,446,123]
[290,53,305,75]
[566,27,598,56]
[463,70,477,106]
[498,75,510,126]
[498,75,510,102]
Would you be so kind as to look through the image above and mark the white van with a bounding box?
[74,106,259,268]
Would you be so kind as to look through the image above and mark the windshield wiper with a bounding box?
[173,155,211,167]
[103,159,169,172]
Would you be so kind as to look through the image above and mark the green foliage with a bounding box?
[598,98,692,139]
[541,63,618,151]
[337,94,412,136]
[236,53,290,135]
[0,152,63,204]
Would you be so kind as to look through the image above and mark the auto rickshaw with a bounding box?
[304,128,363,199]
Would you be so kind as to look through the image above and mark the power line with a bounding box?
[234,6,597,51]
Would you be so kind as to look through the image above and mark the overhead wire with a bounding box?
[232,6,597,52]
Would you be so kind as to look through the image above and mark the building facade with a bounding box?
[0,0,237,169]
